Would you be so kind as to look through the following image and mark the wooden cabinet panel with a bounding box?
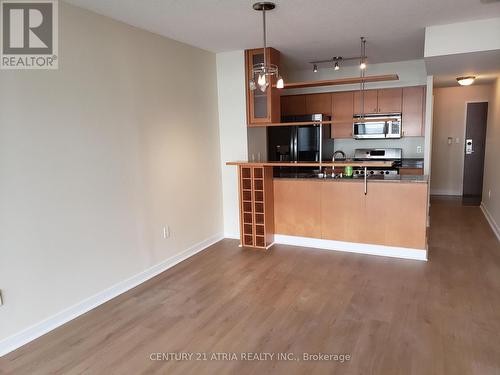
[399,168,424,176]
[273,179,322,238]
[377,88,402,113]
[320,181,427,249]
[332,91,354,139]
[281,95,306,117]
[402,86,425,137]
[353,89,378,114]
[331,123,353,139]
[305,93,332,115]
[245,48,281,125]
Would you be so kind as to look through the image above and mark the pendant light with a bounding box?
[359,37,367,70]
[249,2,284,92]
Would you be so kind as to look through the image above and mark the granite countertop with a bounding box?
[274,174,428,184]
[400,158,424,169]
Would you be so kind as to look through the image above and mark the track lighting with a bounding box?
[309,38,367,73]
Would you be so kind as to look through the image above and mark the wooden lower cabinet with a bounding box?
[274,179,428,249]
[399,168,424,176]
[273,179,322,238]
[239,166,274,249]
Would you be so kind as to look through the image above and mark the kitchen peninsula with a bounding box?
[227,161,428,260]
[234,44,430,261]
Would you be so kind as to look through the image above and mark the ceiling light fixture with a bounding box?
[457,76,476,86]
[249,2,284,92]
[359,37,367,70]
[309,40,367,73]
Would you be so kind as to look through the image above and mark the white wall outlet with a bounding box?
[455,137,460,144]
[417,145,423,153]
[162,225,170,239]
[447,137,453,145]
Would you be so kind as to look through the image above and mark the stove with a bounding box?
[352,148,402,178]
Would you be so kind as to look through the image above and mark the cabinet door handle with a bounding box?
[364,167,368,195]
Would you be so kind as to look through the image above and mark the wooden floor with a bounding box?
[1,197,500,374]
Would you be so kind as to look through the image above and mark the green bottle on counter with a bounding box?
[344,166,353,177]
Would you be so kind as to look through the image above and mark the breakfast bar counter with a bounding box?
[227,162,429,260]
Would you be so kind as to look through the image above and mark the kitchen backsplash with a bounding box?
[331,137,425,159]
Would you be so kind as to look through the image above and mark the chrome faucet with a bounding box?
[332,150,346,162]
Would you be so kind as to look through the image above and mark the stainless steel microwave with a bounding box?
[353,113,402,139]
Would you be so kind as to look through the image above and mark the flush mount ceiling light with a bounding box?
[457,76,476,86]
[309,38,368,73]
[249,2,284,92]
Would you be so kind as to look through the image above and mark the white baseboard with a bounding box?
[224,232,240,240]
[274,235,427,261]
[481,203,500,242]
[0,233,224,358]
[430,189,461,196]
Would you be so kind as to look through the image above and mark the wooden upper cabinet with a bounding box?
[377,88,402,113]
[281,95,306,117]
[245,48,281,125]
[331,91,354,139]
[353,90,378,114]
[305,93,332,115]
[402,86,426,137]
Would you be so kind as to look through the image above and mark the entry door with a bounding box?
[462,102,488,205]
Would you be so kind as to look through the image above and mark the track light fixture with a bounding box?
[309,38,367,73]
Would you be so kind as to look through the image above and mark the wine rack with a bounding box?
[239,166,274,249]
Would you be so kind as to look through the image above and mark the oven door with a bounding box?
[353,121,387,139]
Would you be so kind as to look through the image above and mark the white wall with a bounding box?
[0,2,223,344]
[425,18,500,57]
[430,85,492,195]
[482,78,500,239]
[216,51,248,238]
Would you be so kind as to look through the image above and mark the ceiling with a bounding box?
[65,0,500,70]
[427,50,500,87]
